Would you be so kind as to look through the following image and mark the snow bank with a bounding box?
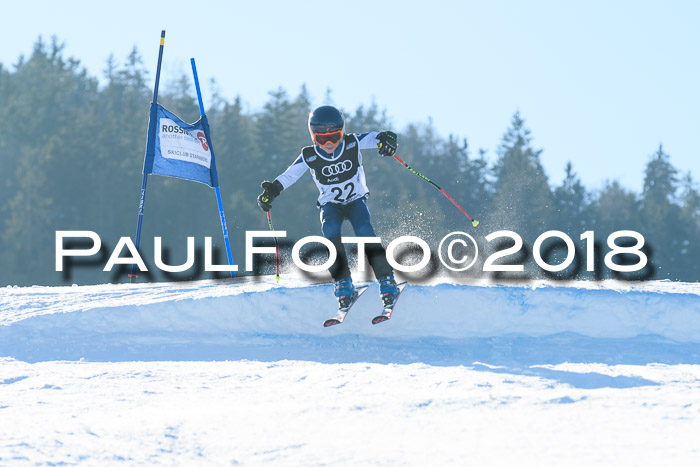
[1,278,699,364]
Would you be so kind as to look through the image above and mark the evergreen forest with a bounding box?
[1,38,698,286]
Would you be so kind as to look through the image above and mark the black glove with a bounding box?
[257,180,283,212]
[377,131,398,156]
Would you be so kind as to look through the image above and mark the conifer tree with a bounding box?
[595,181,640,228]
[491,112,552,240]
[640,144,682,278]
[678,173,700,279]
[551,162,590,235]
[641,144,679,224]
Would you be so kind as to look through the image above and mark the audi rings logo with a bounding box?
[322,160,353,177]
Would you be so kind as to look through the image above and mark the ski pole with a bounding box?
[392,154,480,227]
[266,211,281,281]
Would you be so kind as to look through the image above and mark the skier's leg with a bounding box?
[320,203,351,282]
[327,236,352,281]
[346,199,393,279]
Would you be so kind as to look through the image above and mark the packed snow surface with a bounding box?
[1,276,700,465]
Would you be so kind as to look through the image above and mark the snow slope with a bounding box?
[1,277,699,364]
[2,277,700,465]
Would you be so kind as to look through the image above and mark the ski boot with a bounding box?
[378,274,398,308]
[334,276,356,310]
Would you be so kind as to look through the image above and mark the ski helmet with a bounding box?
[308,105,345,145]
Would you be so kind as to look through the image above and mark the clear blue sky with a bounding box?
[2,1,698,192]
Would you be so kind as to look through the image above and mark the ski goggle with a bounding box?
[313,130,343,146]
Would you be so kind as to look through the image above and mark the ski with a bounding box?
[372,282,408,325]
[323,285,370,327]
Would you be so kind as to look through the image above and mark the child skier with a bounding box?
[257,105,399,311]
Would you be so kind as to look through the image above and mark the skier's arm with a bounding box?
[275,153,308,190]
[257,153,308,212]
[356,131,398,156]
[356,131,381,150]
